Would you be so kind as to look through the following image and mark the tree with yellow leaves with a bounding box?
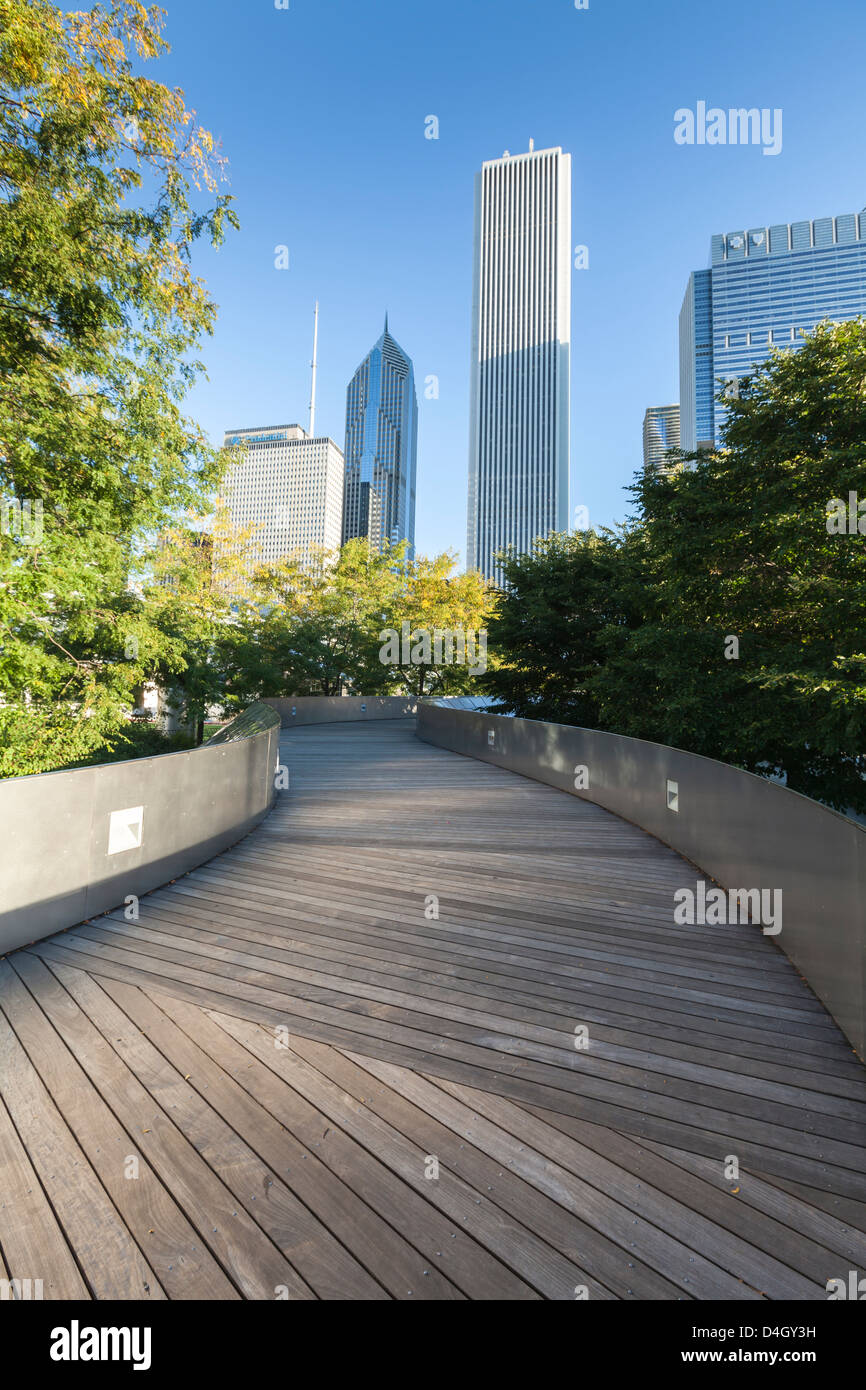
[232,539,495,701]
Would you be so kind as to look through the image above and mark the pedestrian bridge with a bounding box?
[0,712,864,1300]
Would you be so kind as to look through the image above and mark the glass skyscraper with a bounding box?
[642,404,681,473]
[467,144,571,584]
[679,211,866,451]
[342,318,418,555]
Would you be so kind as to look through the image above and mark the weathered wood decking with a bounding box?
[1,720,864,1299]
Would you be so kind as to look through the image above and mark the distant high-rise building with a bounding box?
[679,269,714,454]
[467,143,571,583]
[642,405,681,473]
[679,211,866,452]
[218,423,344,576]
[342,319,418,554]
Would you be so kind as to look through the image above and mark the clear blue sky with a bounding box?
[132,0,866,563]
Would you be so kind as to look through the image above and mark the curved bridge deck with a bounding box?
[1,721,865,1299]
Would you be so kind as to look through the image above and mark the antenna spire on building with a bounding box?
[309,300,319,437]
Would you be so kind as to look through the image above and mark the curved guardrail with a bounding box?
[417,702,866,1058]
[263,695,417,726]
[262,694,496,727]
[0,702,281,955]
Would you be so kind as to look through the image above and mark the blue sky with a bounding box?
[135,0,866,563]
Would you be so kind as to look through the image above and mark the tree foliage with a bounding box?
[141,508,260,740]
[481,529,643,725]
[0,0,237,775]
[488,320,866,813]
[379,548,494,698]
[229,540,494,703]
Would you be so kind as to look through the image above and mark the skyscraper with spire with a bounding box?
[342,316,418,554]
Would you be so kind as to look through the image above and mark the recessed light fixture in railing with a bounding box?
[488,729,495,748]
[666,779,679,813]
[107,805,144,855]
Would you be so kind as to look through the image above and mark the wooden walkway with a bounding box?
[1,720,865,1299]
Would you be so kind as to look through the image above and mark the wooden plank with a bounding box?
[287,1036,697,1300]
[37,960,315,1301]
[106,899,866,1109]
[85,974,456,1301]
[147,868,848,1046]
[5,718,861,1301]
[127,887,861,1085]
[202,1009,546,1300]
[194,845,795,957]
[131,987,467,1301]
[192,851,814,999]
[0,971,164,1301]
[630,1136,866,1269]
[139,991,536,1300]
[0,1090,89,1299]
[98,908,866,1124]
[8,953,241,1301]
[372,1066,821,1299]
[745,1168,866,1238]
[60,921,866,1168]
[28,936,866,1201]
[162,867,829,1022]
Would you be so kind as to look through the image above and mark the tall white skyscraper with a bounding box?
[467,143,572,583]
[218,424,344,577]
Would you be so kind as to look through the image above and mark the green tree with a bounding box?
[0,0,237,776]
[224,540,494,702]
[380,549,493,697]
[481,529,645,726]
[486,322,866,813]
[237,539,406,699]
[140,508,260,741]
[606,319,866,810]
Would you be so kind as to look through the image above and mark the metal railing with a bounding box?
[0,702,281,954]
[417,702,866,1059]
